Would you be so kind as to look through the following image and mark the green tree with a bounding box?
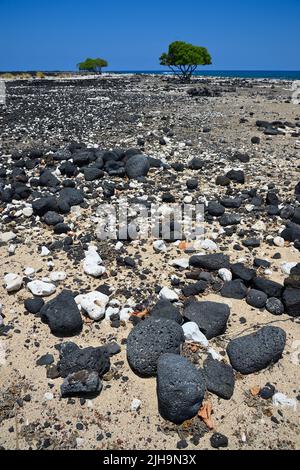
[160,41,212,81]
[77,57,108,74]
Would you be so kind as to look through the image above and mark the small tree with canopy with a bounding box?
[160,41,212,81]
[77,57,108,74]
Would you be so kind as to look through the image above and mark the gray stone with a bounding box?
[127,318,184,376]
[157,353,206,424]
[227,326,286,374]
[252,277,283,298]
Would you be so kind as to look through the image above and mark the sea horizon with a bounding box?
[1,69,300,80]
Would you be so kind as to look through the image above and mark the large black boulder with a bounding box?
[127,318,184,376]
[226,326,286,374]
[157,353,206,424]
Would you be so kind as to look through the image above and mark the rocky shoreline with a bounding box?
[0,74,299,450]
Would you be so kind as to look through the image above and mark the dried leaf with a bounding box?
[250,386,260,397]
[198,401,214,430]
[131,308,149,318]
[178,241,189,251]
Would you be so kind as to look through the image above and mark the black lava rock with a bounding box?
[61,370,102,398]
[203,355,235,399]
[183,300,230,339]
[282,288,300,317]
[252,277,283,298]
[207,201,225,217]
[126,318,184,376]
[231,263,256,284]
[189,253,230,271]
[157,353,205,424]
[226,169,245,184]
[43,211,64,226]
[40,290,83,336]
[219,213,241,227]
[125,154,150,179]
[221,280,248,299]
[246,289,268,308]
[150,299,182,324]
[182,280,207,297]
[266,297,285,315]
[24,298,44,314]
[226,326,286,374]
[210,433,228,449]
[58,342,110,378]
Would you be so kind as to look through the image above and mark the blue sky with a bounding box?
[0,0,299,71]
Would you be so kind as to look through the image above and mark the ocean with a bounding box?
[112,70,300,80]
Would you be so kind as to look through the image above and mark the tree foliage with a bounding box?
[160,41,212,81]
[77,57,108,74]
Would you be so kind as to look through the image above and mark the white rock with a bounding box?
[119,308,134,321]
[27,280,56,297]
[0,232,16,243]
[4,273,23,293]
[264,269,273,276]
[207,347,222,361]
[8,244,16,254]
[159,287,179,302]
[272,393,297,411]
[50,271,67,282]
[182,322,209,347]
[281,262,297,275]
[41,246,50,257]
[131,399,141,412]
[172,258,189,269]
[273,236,285,247]
[0,315,3,328]
[105,307,120,321]
[199,239,218,251]
[183,195,193,204]
[153,240,167,252]
[253,221,266,231]
[24,267,35,276]
[218,268,232,282]
[75,291,109,321]
[115,241,123,251]
[76,438,85,448]
[22,206,33,217]
[44,392,54,401]
[83,245,106,277]
[0,341,6,365]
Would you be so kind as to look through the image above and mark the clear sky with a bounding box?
[0,0,299,71]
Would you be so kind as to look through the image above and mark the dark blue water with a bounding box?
[112,70,300,80]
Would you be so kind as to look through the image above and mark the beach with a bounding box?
[0,74,300,450]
